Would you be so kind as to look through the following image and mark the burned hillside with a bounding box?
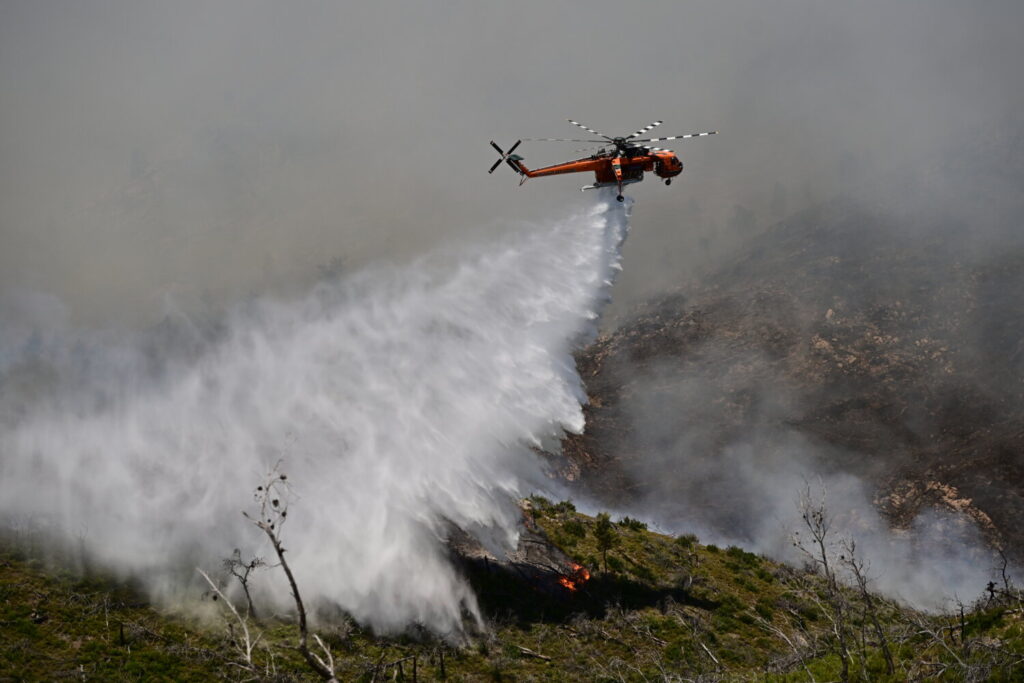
[565,196,1024,560]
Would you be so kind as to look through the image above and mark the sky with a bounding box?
[2,1,1023,324]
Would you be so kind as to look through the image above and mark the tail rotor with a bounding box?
[489,140,523,174]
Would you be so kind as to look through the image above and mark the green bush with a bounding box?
[618,516,648,531]
[632,564,655,582]
[552,532,579,549]
[552,500,577,514]
[736,577,757,592]
[528,494,551,509]
[664,640,686,662]
[725,545,760,567]
[562,519,586,538]
[716,594,745,616]
[675,533,698,549]
[754,598,775,620]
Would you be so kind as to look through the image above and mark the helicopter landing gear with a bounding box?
[664,178,672,186]
[616,194,624,202]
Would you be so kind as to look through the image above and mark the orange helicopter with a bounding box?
[490,119,716,202]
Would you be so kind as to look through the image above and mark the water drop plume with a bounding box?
[0,191,631,635]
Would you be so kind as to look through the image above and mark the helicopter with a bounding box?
[489,119,716,202]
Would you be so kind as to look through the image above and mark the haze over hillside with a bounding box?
[2,5,1024,670]
[3,2,1023,325]
[565,171,1024,604]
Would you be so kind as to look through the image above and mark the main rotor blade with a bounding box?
[488,158,504,174]
[567,119,613,140]
[506,140,521,155]
[631,131,717,143]
[490,141,505,155]
[627,120,663,139]
[524,137,607,142]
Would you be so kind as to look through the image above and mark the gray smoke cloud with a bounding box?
[590,328,1016,611]
[0,194,629,634]
[3,2,1022,326]
[3,0,1022,620]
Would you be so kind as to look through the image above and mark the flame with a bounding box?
[559,563,591,592]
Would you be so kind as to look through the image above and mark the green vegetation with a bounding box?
[2,501,1023,681]
[618,516,648,532]
[592,512,618,573]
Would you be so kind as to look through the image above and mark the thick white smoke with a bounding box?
[0,192,630,635]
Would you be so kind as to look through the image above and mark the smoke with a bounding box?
[4,3,1022,327]
[2,0,1021,623]
[605,351,1006,612]
[0,192,629,635]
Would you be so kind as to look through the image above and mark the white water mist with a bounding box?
[0,192,630,635]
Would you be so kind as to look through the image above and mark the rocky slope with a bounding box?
[564,197,1024,556]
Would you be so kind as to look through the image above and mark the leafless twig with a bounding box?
[244,465,339,682]
[196,567,262,675]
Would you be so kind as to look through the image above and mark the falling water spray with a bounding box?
[0,191,631,635]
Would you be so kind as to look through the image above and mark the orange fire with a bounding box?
[559,563,591,592]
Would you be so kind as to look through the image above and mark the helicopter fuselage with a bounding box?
[512,148,682,184]
[489,120,712,200]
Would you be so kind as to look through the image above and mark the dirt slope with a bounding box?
[565,198,1024,553]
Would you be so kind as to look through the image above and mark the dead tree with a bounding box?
[223,549,266,621]
[750,610,816,682]
[994,547,1023,609]
[196,567,276,678]
[840,539,894,675]
[792,481,853,682]
[244,466,339,682]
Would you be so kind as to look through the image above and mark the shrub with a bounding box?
[632,564,655,583]
[736,577,757,592]
[617,516,647,531]
[562,519,586,538]
[725,545,760,567]
[716,594,744,616]
[664,640,686,662]
[553,532,579,549]
[675,533,698,549]
[552,500,576,514]
[528,494,551,509]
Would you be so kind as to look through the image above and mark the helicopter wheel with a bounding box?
[664,178,672,186]
[616,195,624,202]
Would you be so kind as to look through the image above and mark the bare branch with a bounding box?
[223,548,266,621]
[245,466,338,682]
[196,567,261,674]
[840,538,894,675]
[750,610,816,682]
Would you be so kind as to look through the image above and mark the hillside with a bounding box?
[3,500,1023,681]
[564,197,1024,557]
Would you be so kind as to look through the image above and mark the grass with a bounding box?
[2,502,1023,681]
